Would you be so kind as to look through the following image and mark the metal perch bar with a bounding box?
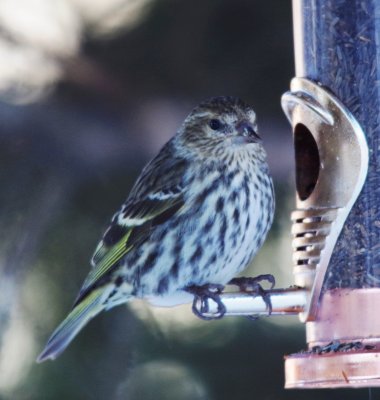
[197,287,308,318]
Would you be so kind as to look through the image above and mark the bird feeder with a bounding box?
[282,0,380,388]
[200,0,380,389]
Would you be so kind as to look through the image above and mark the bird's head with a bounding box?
[177,96,265,160]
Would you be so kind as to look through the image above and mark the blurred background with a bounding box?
[0,0,376,399]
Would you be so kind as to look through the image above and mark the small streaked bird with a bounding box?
[37,96,275,362]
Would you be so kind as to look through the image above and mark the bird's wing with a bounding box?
[90,192,183,266]
[75,144,188,304]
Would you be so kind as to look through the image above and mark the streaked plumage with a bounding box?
[37,96,275,362]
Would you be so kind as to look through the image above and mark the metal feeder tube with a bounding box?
[284,0,380,388]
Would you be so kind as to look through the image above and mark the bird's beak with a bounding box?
[235,121,261,143]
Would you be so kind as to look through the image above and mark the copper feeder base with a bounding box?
[285,345,380,388]
[285,288,380,388]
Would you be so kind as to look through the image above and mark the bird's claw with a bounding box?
[186,284,226,320]
[228,274,275,319]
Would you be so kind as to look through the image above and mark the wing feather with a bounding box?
[77,141,188,304]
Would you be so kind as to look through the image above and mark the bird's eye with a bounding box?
[209,119,222,131]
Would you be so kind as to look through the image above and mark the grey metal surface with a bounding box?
[292,0,380,290]
[282,78,368,321]
[198,287,307,318]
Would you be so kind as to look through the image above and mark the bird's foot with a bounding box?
[228,274,275,319]
[186,283,226,320]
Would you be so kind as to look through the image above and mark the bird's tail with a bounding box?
[37,287,108,363]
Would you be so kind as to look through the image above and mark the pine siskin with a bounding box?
[37,96,275,362]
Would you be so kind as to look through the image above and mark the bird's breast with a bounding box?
[178,161,274,283]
